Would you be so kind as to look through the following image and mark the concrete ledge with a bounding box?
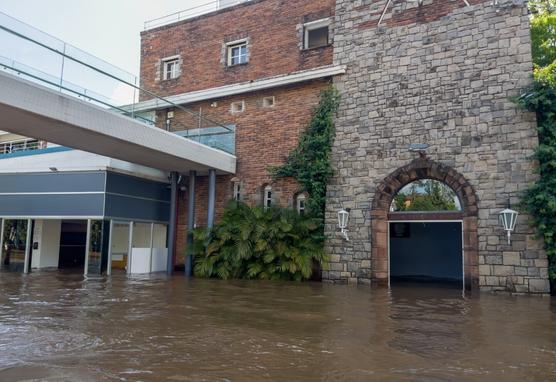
[131,65,347,112]
[0,71,236,175]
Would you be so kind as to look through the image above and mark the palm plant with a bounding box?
[192,202,327,281]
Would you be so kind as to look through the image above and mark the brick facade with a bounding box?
[140,0,334,97]
[140,0,339,265]
[324,0,550,293]
[166,82,330,264]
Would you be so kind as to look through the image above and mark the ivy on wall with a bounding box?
[270,85,340,225]
[518,1,556,291]
[518,63,556,286]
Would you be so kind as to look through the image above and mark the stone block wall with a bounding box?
[325,0,550,293]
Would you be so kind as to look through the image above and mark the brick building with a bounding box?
[3,0,543,292]
[135,0,345,265]
[131,0,550,293]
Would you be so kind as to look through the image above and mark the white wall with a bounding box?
[111,223,130,255]
[31,219,61,269]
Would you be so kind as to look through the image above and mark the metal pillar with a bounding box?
[23,219,32,274]
[207,169,216,228]
[0,219,4,265]
[127,221,133,274]
[84,219,91,276]
[185,170,196,277]
[149,222,154,273]
[107,220,114,276]
[167,171,179,274]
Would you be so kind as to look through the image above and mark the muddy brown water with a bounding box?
[0,272,554,382]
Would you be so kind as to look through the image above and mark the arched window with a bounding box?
[390,179,461,212]
[295,193,307,215]
[263,185,272,209]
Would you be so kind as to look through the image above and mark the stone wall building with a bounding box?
[324,0,550,293]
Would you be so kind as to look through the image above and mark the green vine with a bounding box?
[270,85,340,225]
[517,1,556,292]
[517,62,556,287]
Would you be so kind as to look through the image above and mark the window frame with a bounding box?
[230,100,245,114]
[262,96,275,108]
[263,185,272,209]
[296,194,307,215]
[227,39,249,67]
[233,182,241,202]
[161,55,180,81]
[303,18,331,50]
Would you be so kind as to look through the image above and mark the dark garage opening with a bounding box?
[390,222,462,286]
[58,220,87,270]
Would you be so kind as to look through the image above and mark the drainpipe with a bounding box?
[167,171,179,275]
[207,169,216,228]
[185,170,196,277]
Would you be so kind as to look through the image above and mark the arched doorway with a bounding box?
[371,158,479,291]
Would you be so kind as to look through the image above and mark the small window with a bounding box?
[227,40,248,66]
[296,194,307,215]
[262,96,275,108]
[304,19,330,49]
[230,100,245,114]
[162,57,180,80]
[233,182,241,201]
[263,185,272,209]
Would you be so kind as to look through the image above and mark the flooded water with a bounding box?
[0,272,554,382]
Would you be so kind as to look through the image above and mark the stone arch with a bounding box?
[370,157,479,291]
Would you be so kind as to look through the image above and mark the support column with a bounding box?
[207,169,216,228]
[0,219,4,265]
[149,222,154,273]
[84,219,91,276]
[23,219,32,274]
[127,221,133,274]
[107,220,114,276]
[166,171,179,275]
[185,170,196,277]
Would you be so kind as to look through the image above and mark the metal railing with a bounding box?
[0,139,40,155]
[0,11,235,154]
[144,0,252,30]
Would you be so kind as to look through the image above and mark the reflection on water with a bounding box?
[0,272,554,381]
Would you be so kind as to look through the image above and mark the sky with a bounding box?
[0,0,208,76]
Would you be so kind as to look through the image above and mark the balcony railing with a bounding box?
[0,11,235,155]
[0,139,40,155]
[144,0,252,30]
[174,126,236,155]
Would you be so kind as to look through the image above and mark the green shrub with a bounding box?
[517,62,556,284]
[192,202,327,281]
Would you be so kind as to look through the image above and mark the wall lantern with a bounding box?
[499,201,518,245]
[338,208,350,241]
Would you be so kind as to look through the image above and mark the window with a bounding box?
[230,100,245,114]
[296,194,307,215]
[262,96,275,108]
[304,19,330,49]
[233,182,241,201]
[162,57,180,80]
[263,185,272,209]
[227,40,248,66]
